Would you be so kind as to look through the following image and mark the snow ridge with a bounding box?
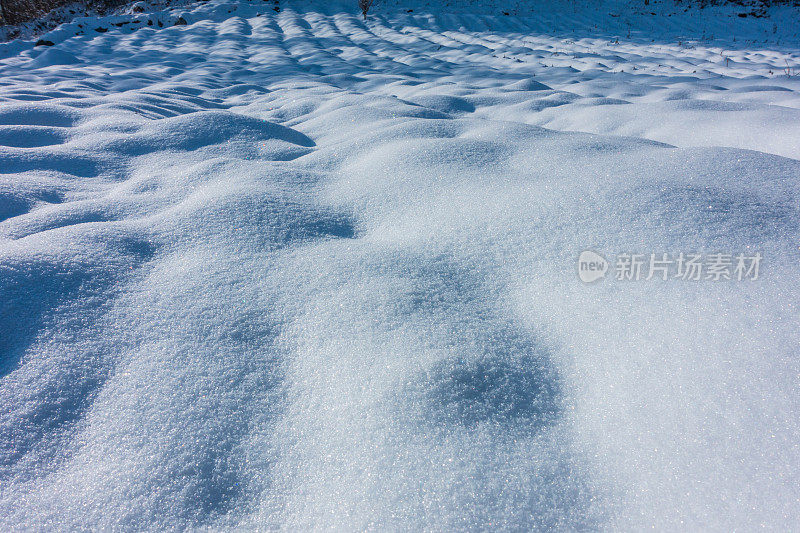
[1,0,799,530]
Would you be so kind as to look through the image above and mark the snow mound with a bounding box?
[1,0,799,531]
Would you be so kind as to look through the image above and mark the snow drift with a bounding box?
[1,0,799,530]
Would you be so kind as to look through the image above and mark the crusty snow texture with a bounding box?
[1,0,799,530]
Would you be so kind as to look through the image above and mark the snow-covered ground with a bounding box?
[1,0,799,529]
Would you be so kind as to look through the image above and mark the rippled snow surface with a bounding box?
[1,0,799,530]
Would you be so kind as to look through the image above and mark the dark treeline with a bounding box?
[1,0,124,25]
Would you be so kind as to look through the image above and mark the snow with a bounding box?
[1,0,799,530]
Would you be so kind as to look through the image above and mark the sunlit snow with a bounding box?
[1,0,799,529]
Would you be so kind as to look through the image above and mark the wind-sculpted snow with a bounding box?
[1,0,799,530]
